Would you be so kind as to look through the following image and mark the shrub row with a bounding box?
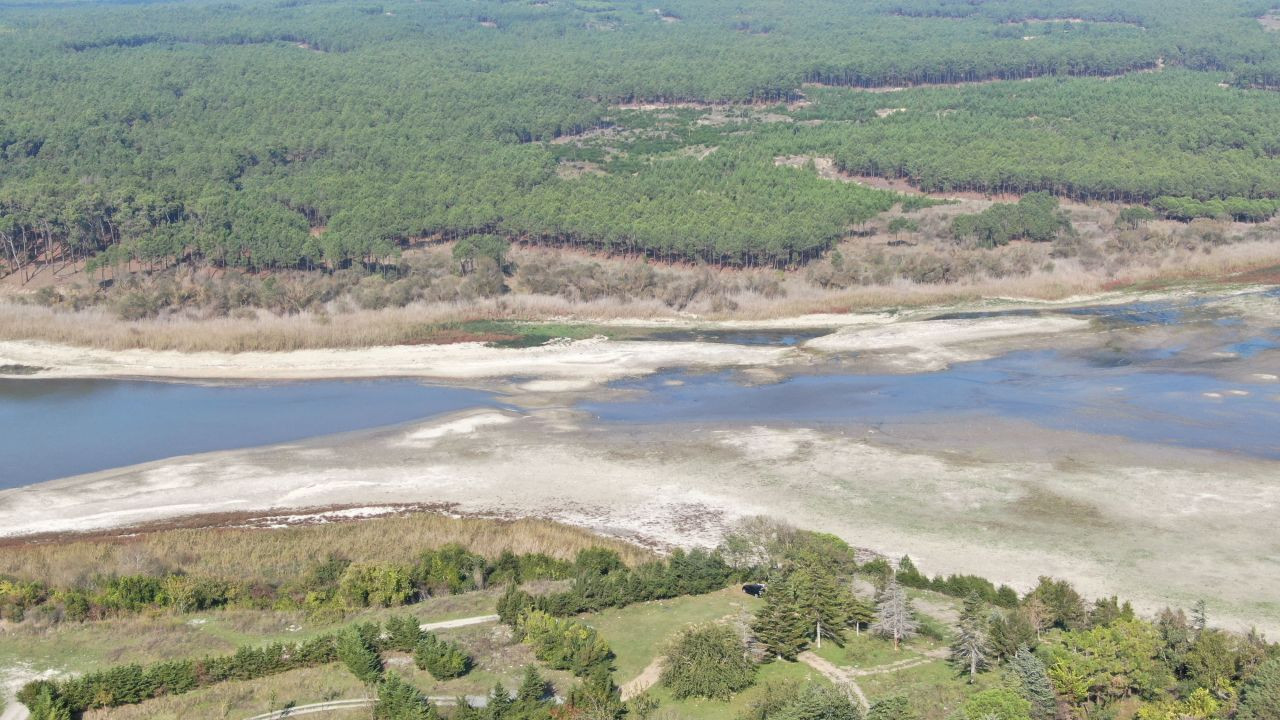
[2,545,575,624]
[869,556,1020,608]
[18,635,339,713]
[499,548,735,624]
[17,615,446,714]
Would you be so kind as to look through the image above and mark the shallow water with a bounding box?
[638,328,828,346]
[0,379,499,488]
[582,350,1280,459]
[2,292,1276,488]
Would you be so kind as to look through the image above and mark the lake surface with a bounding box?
[2,292,1276,489]
[0,379,499,488]
[580,350,1280,459]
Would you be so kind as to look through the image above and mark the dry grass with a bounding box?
[0,512,653,588]
[2,217,1278,352]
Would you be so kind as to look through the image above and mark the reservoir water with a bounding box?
[1,292,1276,488]
[581,350,1280,459]
[0,379,499,488]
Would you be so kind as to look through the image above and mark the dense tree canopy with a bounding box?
[1,0,1278,276]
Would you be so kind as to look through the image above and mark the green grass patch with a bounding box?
[858,658,999,720]
[583,587,759,682]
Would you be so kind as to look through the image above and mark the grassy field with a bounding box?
[69,613,577,719]
[0,589,504,702]
[583,587,760,683]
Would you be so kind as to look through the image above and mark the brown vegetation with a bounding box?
[2,206,1278,353]
[0,510,653,589]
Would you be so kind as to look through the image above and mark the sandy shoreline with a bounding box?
[0,302,1106,383]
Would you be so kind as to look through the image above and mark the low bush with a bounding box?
[661,623,757,700]
[516,610,613,677]
[413,633,472,680]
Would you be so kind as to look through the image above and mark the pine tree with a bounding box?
[870,578,919,651]
[949,593,991,682]
[1191,600,1208,633]
[789,566,852,649]
[337,628,383,686]
[28,686,72,720]
[751,576,808,660]
[1008,647,1056,720]
[516,665,548,705]
[374,673,436,720]
[487,681,513,720]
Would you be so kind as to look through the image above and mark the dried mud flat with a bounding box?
[2,403,1277,635]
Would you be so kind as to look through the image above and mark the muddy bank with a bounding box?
[1,406,1276,634]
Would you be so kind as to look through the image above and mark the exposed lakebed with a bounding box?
[1,290,1276,488]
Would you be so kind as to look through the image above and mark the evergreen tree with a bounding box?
[1008,647,1056,720]
[565,666,624,720]
[950,593,991,682]
[989,607,1038,661]
[1239,657,1280,720]
[660,623,757,700]
[28,686,72,720]
[487,681,513,720]
[337,628,383,686]
[516,665,548,705]
[752,576,809,660]
[791,566,853,648]
[867,696,916,720]
[385,615,424,653]
[374,673,436,720]
[1191,600,1208,633]
[870,579,918,651]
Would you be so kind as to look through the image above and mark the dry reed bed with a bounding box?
[0,512,653,588]
[1,236,1278,353]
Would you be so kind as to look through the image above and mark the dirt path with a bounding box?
[620,656,664,700]
[421,614,499,631]
[243,695,490,720]
[799,651,870,711]
[799,647,952,710]
[0,702,29,720]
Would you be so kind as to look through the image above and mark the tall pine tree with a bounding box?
[949,593,991,682]
[870,578,919,651]
[751,576,809,660]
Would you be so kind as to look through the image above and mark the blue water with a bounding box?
[0,379,500,488]
[581,351,1280,459]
